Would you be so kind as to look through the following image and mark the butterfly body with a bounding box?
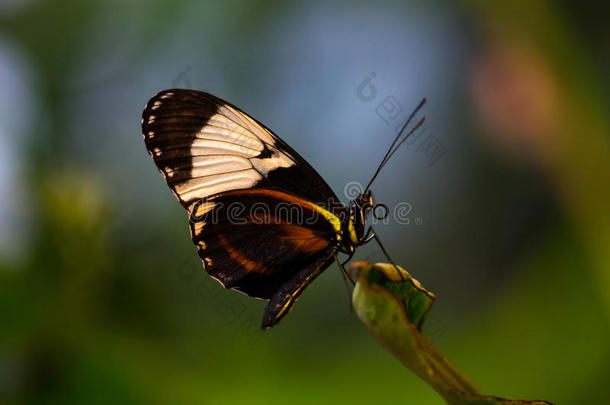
[141,88,423,329]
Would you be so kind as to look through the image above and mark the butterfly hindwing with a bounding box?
[190,188,341,328]
[190,188,339,294]
[263,251,335,329]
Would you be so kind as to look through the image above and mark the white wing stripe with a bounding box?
[190,159,252,177]
[191,155,251,168]
[177,171,263,203]
[207,114,249,133]
[190,140,260,157]
[219,105,275,144]
[195,130,261,149]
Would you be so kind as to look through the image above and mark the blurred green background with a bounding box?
[1,1,609,404]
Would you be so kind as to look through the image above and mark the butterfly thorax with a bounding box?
[337,191,374,254]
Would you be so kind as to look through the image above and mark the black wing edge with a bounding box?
[261,250,335,329]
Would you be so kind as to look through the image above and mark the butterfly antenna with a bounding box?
[364,98,426,193]
[380,117,425,167]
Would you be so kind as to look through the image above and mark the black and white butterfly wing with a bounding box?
[141,89,344,328]
[142,89,340,210]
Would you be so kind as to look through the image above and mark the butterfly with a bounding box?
[141,89,425,329]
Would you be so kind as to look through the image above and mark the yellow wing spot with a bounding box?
[193,221,206,236]
[194,201,215,218]
[148,115,156,123]
[198,241,207,249]
[153,147,161,156]
[147,131,155,138]
[151,100,162,110]
[204,257,213,266]
[165,167,174,177]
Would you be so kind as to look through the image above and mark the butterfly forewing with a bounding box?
[142,89,341,210]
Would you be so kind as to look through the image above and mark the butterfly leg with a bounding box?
[335,253,355,286]
[362,226,375,244]
[369,227,406,281]
[335,253,354,312]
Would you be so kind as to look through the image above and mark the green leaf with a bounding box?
[350,262,553,405]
